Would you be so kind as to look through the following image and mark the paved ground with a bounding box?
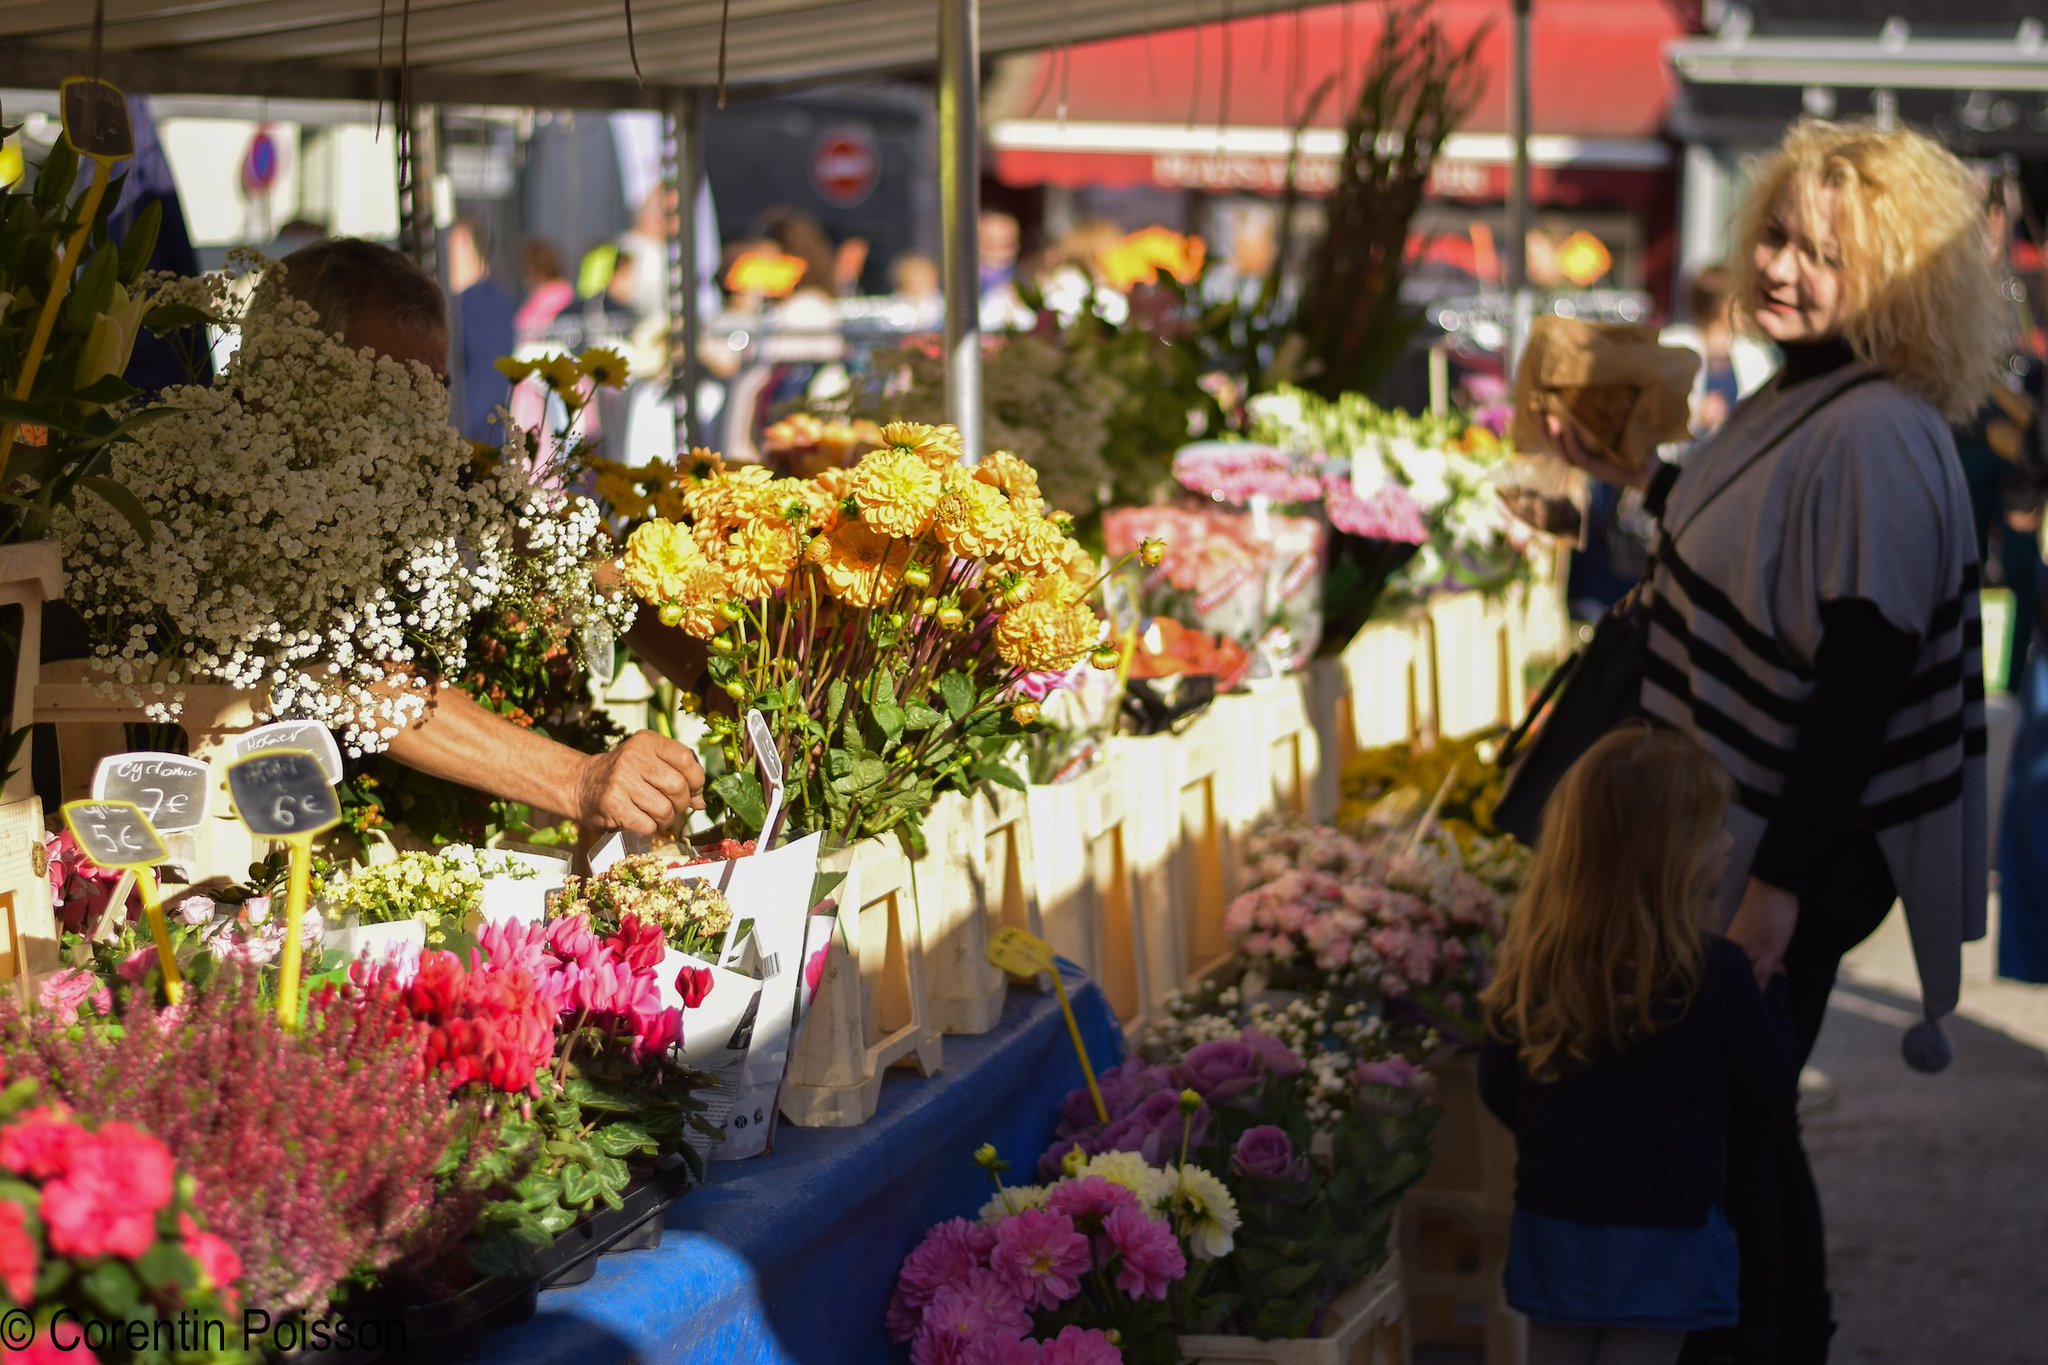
[1812,902,2048,1365]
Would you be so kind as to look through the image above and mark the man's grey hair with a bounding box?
[253,237,447,340]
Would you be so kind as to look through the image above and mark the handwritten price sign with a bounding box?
[226,749,340,1028]
[58,800,182,1003]
[232,721,344,786]
[91,753,210,834]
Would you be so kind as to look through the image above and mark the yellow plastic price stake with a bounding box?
[0,78,136,471]
[988,927,1106,1123]
[58,800,182,1005]
[226,749,342,1030]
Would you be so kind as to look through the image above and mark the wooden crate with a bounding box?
[1338,615,1433,752]
[0,543,64,986]
[35,661,266,889]
[1427,592,1511,743]
[780,834,943,1128]
[1025,754,1148,1030]
[1180,1258,1406,1365]
[1245,674,1321,824]
[1114,710,1235,994]
[918,787,1034,1036]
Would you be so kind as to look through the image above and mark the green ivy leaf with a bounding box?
[560,1162,601,1210]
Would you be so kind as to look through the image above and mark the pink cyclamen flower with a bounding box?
[0,1200,37,1304]
[238,895,272,926]
[1038,1326,1125,1365]
[173,895,216,926]
[1100,1204,1185,1301]
[115,948,156,986]
[989,1209,1090,1311]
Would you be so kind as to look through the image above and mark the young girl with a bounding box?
[1479,726,1793,1365]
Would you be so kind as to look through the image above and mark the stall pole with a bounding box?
[1505,0,1532,382]
[938,0,984,464]
[398,103,441,280]
[666,87,709,452]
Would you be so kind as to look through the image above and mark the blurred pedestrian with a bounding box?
[1661,266,1775,435]
[444,216,516,443]
[515,238,575,345]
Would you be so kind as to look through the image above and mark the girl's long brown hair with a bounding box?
[1480,726,1731,1082]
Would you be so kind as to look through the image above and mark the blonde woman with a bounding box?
[1481,727,1792,1365]
[1549,120,2000,1363]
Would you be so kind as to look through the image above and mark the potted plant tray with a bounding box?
[1178,1257,1406,1365]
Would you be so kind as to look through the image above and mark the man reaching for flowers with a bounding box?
[258,239,707,837]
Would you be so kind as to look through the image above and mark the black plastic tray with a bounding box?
[286,1162,689,1363]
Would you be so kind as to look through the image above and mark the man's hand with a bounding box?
[572,730,707,836]
[1726,878,1800,987]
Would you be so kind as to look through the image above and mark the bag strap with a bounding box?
[1659,366,1884,550]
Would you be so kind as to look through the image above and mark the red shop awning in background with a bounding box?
[985,0,1685,198]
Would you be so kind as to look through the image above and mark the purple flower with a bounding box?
[1101,1204,1186,1301]
[1038,1327,1125,1365]
[957,1267,1032,1339]
[1043,1176,1140,1225]
[1062,1060,1169,1132]
[964,1338,1043,1365]
[1096,1090,1207,1167]
[1233,1125,1310,1184]
[1355,1057,1421,1090]
[990,1209,1090,1311]
[1239,1027,1306,1079]
[914,1283,1004,1365]
[1172,1039,1263,1106]
[896,1218,997,1325]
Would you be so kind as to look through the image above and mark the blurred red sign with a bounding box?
[811,128,877,208]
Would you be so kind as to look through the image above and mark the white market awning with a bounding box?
[0,0,1350,106]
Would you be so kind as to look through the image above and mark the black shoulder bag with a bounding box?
[1491,369,1880,844]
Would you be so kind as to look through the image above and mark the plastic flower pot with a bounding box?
[324,915,428,963]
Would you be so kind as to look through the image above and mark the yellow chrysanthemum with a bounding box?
[684,464,777,530]
[620,519,708,605]
[879,420,964,471]
[1059,540,1100,593]
[993,581,1101,672]
[931,477,1016,562]
[974,449,1043,508]
[999,513,1072,576]
[809,521,911,608]
[665,563,736,638]
[710,521,801,600]
[777,477,843,536]
[578,346,630,389]
[846,447,944,540]
[815,466,854,501]
[494,356,539,383]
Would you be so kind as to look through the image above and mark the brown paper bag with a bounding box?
[1510,317,1701,471]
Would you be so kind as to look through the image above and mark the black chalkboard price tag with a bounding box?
[225,748,338,1031]
[58,799,184,1003]
[59,77,133,163]
[226,749,342,839]
[60,799,167,870]
[91,752,211,834]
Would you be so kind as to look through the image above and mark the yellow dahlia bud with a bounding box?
[1013,701,1041,725]
[904,563,933,590]
[712,635,736,654]
[919,596,940,617]
[722,680,748,700]
[718,601,745,623]
[1091,645,1121,670]
[938,605,965,630]
[1140,537,1167,567]
[658,602,685,628]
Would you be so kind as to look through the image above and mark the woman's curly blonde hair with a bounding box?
[1731,119,2007,422]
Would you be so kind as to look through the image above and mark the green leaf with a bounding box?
[80,1260,141,1317]
[66,244,119,334]
[71,374,141,406]
[750,690,785,712]
[937,671,975,722]
[78,474,152,546]
[972,763,1026,793]
[874,667,898,709]
[116,199,162,284]
[559,1162,601,1210]
[901,703,943,732]
[710,771,767,832]
[593,1122,655,1157]
[141,301,214,334]
[873,703,904,743]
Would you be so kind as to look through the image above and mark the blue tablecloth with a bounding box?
[489,966,1124,1365]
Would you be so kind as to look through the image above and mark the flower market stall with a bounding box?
[0,5,1571,1365]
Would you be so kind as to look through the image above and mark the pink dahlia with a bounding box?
[990,1208,1089,1311]
[897,1218,997,1316]
[1101,1204,1185,1301]
[1038,1326,1125,1365]
[912,1282,1003,1365]
[1042,1176,1139,1225]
